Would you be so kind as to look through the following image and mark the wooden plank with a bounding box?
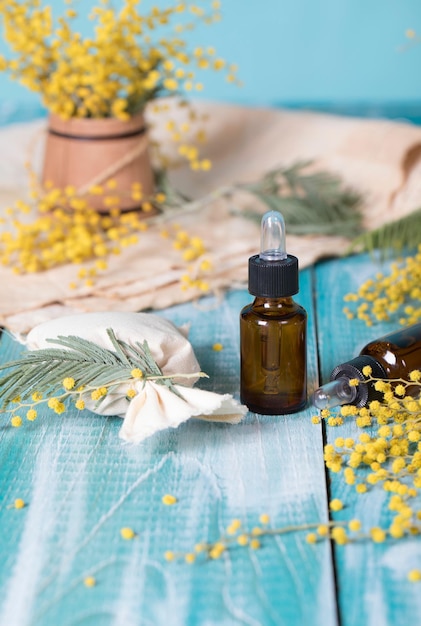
[314,254,421,626]
[0,268,338,626]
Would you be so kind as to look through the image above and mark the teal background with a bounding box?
[0,0,420,108]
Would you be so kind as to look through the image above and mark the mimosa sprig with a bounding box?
[0,329,206,423]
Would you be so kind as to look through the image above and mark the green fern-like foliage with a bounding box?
[156,160,364,239]
[237,160,364,239]
[0,329,182,409]
[348,207,421,256]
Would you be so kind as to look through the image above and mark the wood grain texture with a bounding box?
[314,254,421,626]
[0,268,338,626]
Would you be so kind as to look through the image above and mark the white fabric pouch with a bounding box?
[25,311,247,443]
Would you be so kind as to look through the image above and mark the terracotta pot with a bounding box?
[42,113,155,212]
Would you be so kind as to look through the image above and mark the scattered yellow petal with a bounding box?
[120,527,136,540]
[348,519,362,532]
[185,553,196,564]
[209,542,225,559]
[194,542,207,553]
[408,569,421,582]
[329,499,343,512]
[226,519,241,534]
[370,527,386,543]
[237,534,248,546]
[162,494,177,506]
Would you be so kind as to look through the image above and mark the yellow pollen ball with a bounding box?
[237,534,249,546]
[212,343,223,351]
[162,494,177,505]
[11,416,22,428]
[409,370,421,382]
[185,553,196,564]
[120,527,136,540]
[131,368,144,379]
[227,519,241,534]
[348,519,362,532]
[408,569,421,582]
[194,542,207,553]
[331,527,348,545]
[370,527,386,543]
[63,377,76,390]
[200,259,212,271]
[54,402,66,415]
[209,544,225,559]
[84,576,96,588]
[91,387,107,401]
[329,499,343,512]
[14,498,26,509]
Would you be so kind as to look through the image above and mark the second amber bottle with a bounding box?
[240,211,307,414]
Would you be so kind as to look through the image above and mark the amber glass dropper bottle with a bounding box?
[240,210,307,415]
[312,322,421,410]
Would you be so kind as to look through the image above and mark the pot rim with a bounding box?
[47,112,146,138]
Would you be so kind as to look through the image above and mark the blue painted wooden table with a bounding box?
[0,252,420,626]
[0,102,421,626]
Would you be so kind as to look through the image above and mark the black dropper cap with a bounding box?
[312,355,387,410]
[329,355,387,407]
[248,210,299,298]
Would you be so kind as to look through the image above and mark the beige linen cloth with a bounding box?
[1,101,421,333]
[25,311,247,443]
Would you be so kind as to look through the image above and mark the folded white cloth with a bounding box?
[25,311,247,442]
[3,101,421,333]
[120,380,246,443]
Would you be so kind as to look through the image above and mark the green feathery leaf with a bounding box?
[235,160,364,239]
[0,330,190,409]
[348,207,421,256]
